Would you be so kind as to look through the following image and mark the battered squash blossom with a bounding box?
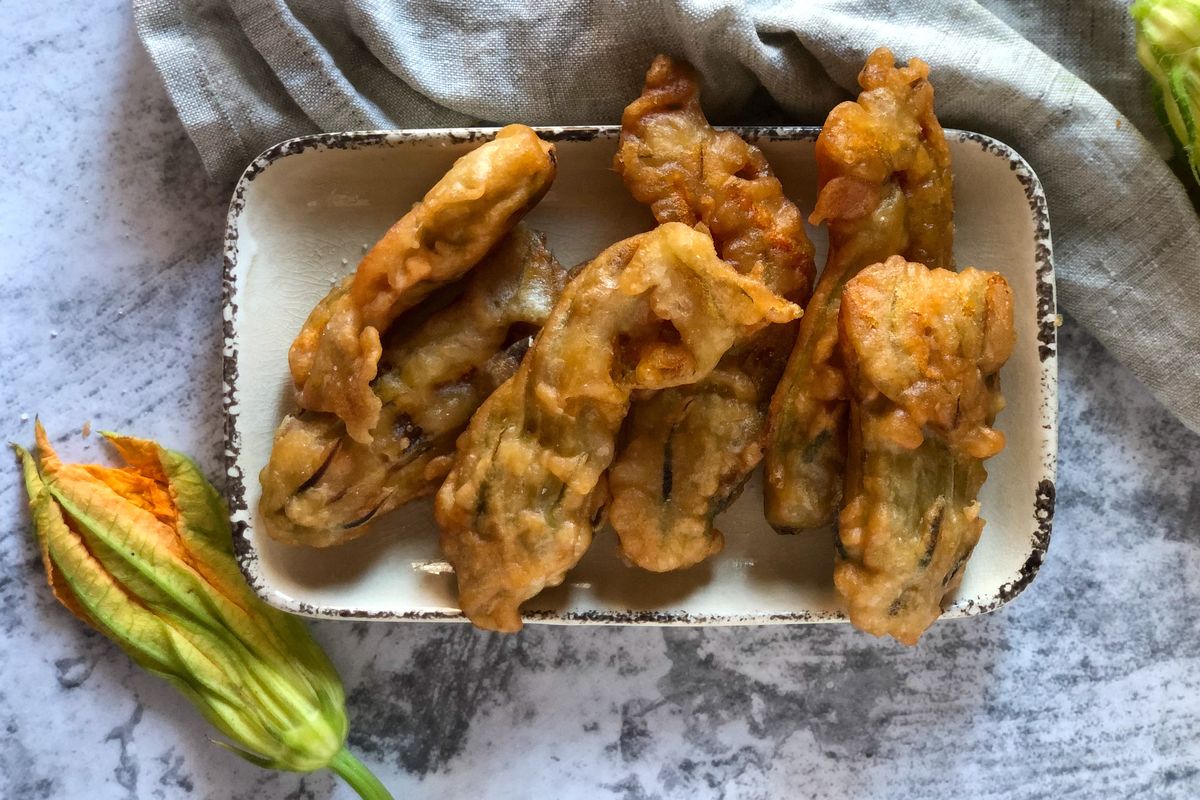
[14,423,392,800]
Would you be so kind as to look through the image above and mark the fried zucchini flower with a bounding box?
[260,225,571,547]
[606,54,815,572]
[435,223,800,632]
[15,424,391,799]
[836,259,1014,645]
[765,47,953,533]
[289,124,557,442]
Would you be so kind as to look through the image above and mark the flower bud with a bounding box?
[15,423,390,798]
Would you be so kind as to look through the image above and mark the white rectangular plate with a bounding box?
[223,126,1058,625]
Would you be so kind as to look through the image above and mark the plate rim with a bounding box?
[221,125,1058,625]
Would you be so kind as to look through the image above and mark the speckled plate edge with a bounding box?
[221,125,1058,625]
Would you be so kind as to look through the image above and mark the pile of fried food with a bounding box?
[258,47,1015,645]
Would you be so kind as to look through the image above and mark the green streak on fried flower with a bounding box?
[14,422,392,800]
[1133,0,1200,182]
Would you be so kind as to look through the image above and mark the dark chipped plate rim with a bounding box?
[222,125,1058,626]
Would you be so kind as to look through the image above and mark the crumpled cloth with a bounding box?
[134,0,1200,434]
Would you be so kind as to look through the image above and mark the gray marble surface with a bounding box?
[3,4,1200,799]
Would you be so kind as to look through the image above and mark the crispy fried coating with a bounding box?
[836,257,1014,645]
[288,125,557,443]
[435,223,800,631]
[765,48,954,533]
[260,226,571,547]
[607,55,815,571]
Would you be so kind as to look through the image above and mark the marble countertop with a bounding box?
[3,4,1199,799]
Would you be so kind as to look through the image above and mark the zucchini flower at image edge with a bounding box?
[1133,0,1200,183]
[14,423,392,800]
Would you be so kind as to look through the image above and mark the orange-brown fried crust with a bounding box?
[765,47,954,533]
[288,125,557,443]
[434,223,799,631]
[836,258,1013,645]
[607,55,815,572]
[259,226,571,547]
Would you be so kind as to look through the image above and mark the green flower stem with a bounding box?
[329,747,394,800]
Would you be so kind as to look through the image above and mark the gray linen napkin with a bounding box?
[133,0,1200,435]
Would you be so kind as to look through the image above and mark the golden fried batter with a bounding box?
[765,48,954,532]
[607,55,815,572]
[836,257,1014,645]
[260,226,571,547]
[435,223,800,631]
[289,125,557,443]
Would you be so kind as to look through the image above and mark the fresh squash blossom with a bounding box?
[1133,0,1200,182]
[15,423,391,799]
